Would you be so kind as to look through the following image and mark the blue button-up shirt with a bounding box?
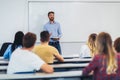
[44,21,62,42]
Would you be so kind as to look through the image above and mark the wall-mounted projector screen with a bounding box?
[29,1,120,42]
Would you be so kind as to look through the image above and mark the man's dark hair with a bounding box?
[40,31,50,42]
[48,11,54,16]
[114,37,120,53]
[11,31,24,52]
[23,32,36,48]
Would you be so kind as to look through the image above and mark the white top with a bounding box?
[79,44,91,58]
[7,48,45,74]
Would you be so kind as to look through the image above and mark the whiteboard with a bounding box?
[28,1,120,42]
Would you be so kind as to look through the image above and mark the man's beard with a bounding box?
[50,17,54,21]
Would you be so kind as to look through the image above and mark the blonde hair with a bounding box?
[96,32,117,74]
[87,33,97,57]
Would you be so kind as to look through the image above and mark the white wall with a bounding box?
[0,0,120,56]
[0,0,27,45]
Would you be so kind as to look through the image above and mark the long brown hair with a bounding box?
[96,32,117,74]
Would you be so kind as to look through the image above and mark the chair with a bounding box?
[0,42,12,56]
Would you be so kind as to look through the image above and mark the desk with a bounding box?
[0,63,88,71]
[0,66,7,70]
[0,54,79,60]
[52,63,88,68]
[0,70,84,80]
[0,54,83,60]
[62,54,79,59]
[0,60,9,65]
[0,58,91,65]
[54,58,92,64]
[0,57,4,60]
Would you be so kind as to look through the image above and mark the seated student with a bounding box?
[79,33,97,58]
[3,31,24,60]
[33,31,64,64]
[114,37,120,53]
[82,32,120,80]
[7,32,53,74]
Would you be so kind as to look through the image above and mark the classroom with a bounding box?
[0,0,120,80]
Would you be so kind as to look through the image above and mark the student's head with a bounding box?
[40,31,50,43]
[114,37,120,53]
[11,31,24,52]
[96,32,113,54]
[88,33,97,43]
[87,33,97,56]
[23,32,36,48]
[96,32,117,74]
[48,11,54,21]
[13,31,24,45]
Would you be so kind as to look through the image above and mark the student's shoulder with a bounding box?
[92,54,103,61]
[33,45,42,49]
[10,48,22,57]
[27,51,44,63]
[12,48,21,53]
[48,45,55,48]
[28,51,40,58]
[117,53,120,59]
[48,45,57,50]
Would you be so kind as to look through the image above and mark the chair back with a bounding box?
[0,42,12,56]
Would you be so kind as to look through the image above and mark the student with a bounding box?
[79,33,97,58]
[114,37,120,53]
[33,31,64,64]
[3,31,24,60]
[44,11,62,54]
[7,32,53,74]
[82,32,120,80]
